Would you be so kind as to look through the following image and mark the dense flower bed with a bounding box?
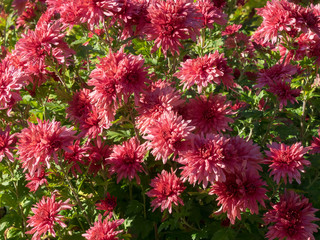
[0,0,320,239]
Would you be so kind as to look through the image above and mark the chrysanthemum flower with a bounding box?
[136,80,184,133]
[143,111,194,164]
[82,214,124,240]
[85,137,112,175]
[26,195,72,240]
[77,0,123,30]
[88,48,149,127]
[67,89,104,138]
[96,193,117,216]
[14,12,74,86]
[25,168,49,192]
[46,0,82,26]
[256,64,300,109]
[264,191,319,240]
[17,119,76,176]
[108,137,146,184]
[64,140,88,177]
[221,24,242,36]
[222,136,263,175]
[265,142,310,184]
[0,57,27,112]
[252,0,300,44]
[186,94,234,134]
[209,170,268,224]
[0,126,17,162]
[179,134,227,188]
[311,127,320,154]
[174,51,235,93]
[146,0,202,56]
[146,169,186,213]
[196,0,227,29]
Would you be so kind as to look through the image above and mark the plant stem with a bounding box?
[6,161,27,237]
[58,161,92,225]
[261,103,278,146]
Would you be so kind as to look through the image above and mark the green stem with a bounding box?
[261,103,278,146]
[58,161,92,225]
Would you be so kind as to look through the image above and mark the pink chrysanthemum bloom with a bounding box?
[186,94,234,134]
[136,80,184,134]
[25,168,49,192]
[0,57,27,112]
[265,142,310,184]
[146,169,186,213]
[26,195,72,240]
[209,170,268,224]
[78,0,123,30]
[17,119,76,176]
[174,51,235,93]
[67,89,104,138]
[14,12,74,86]
[146,0,202,56]
[264,191,319,240]
[96,193,117,216]
[88,48,149,127]
[82,214,124,240]
[46,0,82,26]
[179,134,227,188]
[221,24,242,36]
[222,136,263,175]
[85,137,112,175]
[252,0,300,44]
[143,111,194,164]
[256,64,300,109]
[108,137,147,184]
[311,127,320,154]
[196,0,227,29]
[64,140,88,177]
[0,126,17,162]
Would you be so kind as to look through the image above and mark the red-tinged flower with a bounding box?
[82,214,124,240]
[17,119,76,177]
[0,57,27,112]
[16,1,38,29]
[96,193,117,216]
[0,126,17,162]
[143,111,194,164]
[265,142,310,184]
[212,0,226,9]
[209,170,268,224]
[146,169,186,213]
[186,94,234,134]
[196,0,227,29]
[78,0,123,30]
[268,80,300,109]
[256,64,298,89]
[26,195,72,240]
[264,191,319,240]
[221,24,242,36]
[179,134,227,188]
[120,0,150,39]
[108,137,147,184]
[14,12,74,86]
[64,140,88,177]
[85,137,112,175]
[174,51,235,93]
[25,168,48,192]
[136,80,184,134]
[46,0,82,26]
[222,136,263,175]
[311,127,320,154]
[67,89,104,138]
[253,0,300,44]
[13,0,28,15]
[88,48,149,125]
[146,0,202,56]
